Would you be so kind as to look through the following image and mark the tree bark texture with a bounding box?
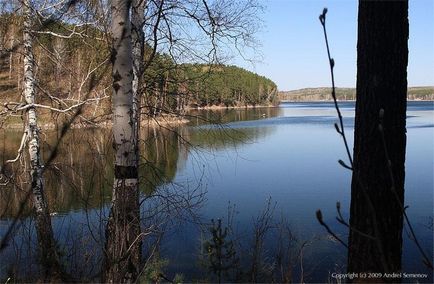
[22,0,62,280]
[131,0,146,122]
[104,0,141,282]
[348,0,408,279]
[131,0,146,167]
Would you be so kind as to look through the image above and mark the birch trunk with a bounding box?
[22,0,62,280]
[131,0,145,192]
[104,0,141,282]
[132,0,146,130]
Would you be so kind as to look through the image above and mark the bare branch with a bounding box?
[5,131,28,164]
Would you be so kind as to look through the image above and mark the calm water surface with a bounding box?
[0,101,433,282]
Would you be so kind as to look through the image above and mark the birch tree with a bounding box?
[103,1,263,281]
[131,0,146,189]
[21,0,62,280]
[0,1,111,281]
[103,0,141,282]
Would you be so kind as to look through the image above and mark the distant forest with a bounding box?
[178,64,278,108]
[279,87,434,101]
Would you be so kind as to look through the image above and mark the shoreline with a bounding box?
[1,115,190,130]
[186,104,278,110]
[280,99,434,103]
[3,101,430,130]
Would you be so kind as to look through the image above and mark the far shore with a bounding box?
[279,99,434,103]
[3,100,430,130]
[279,100,355,103]
[278,86,434,102]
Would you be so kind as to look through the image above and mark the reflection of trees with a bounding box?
[188,107,282,126]
[0,108,281,217]
[187,126,274,151]
[0,129,111,217]
[141,126,185,195]
[0,126,184,217]
[0,129,33,217]
[186,107,282,150]
[44,129,114,213]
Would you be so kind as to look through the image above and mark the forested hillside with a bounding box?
[0,14,278,128]
[178,64,278,108]
[0,13,111,126]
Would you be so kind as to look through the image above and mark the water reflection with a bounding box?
[0,102,432,282]
[0,107,282,218]
[188,106,283,126]
[1,129,113,218]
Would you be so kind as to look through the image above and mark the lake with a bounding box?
[0,101,433,282]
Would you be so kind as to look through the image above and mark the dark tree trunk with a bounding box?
[348,0,408,279]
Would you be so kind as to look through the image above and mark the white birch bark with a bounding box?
[104,0,141,282]
[111,0,135,180]
[9,26,14,80]
[131,0,146,162]
[22,0,61,280]
[131,0,145,113]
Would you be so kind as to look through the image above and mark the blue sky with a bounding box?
[235,0,434,91]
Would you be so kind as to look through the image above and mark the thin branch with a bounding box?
[32,28,83,39]
[315,210,348,248]
[5,131,28,164]
[143,0,165,72]
[319,8,353,168]
[5,97,107,114]
[335,202,375,240]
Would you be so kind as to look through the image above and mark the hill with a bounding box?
[278,87,434,101]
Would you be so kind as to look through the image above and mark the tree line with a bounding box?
[278,87,434,101]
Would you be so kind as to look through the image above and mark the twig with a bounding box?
[319,8,353,168]
[335,202,375,240]
[5,97,108,114]
[315,210,348,249]
[299,241,308,284]
[5,131,28,164]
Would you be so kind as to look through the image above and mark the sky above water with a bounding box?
[234,0,434,91]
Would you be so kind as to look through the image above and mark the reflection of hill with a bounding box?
[188,107,282,126]
[187,126,275,151]
[0,127,184,218]
[185,107,283,150]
